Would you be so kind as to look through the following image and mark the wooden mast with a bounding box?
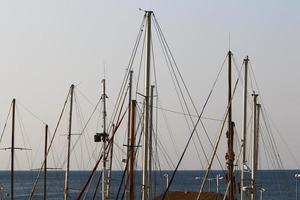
[44,124,48,200]
[11,98,15,200]
[64,84,74,200]
[241,56,249,200]
[142,10,152,200]
[126,70,133,199]
[128,100,137,200]
[226,51,235,200]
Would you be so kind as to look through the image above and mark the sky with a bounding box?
[0,0,299,170]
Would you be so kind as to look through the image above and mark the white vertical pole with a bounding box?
[142,10,152,200]
[64,85,74,200]
[241,56,249,200]
[251,93,258,200]
[101,79,108,200]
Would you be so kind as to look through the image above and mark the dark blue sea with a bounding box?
[0,170,298,199]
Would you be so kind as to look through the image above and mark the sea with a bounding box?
[0,170,298,200]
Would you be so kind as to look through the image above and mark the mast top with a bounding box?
[139,8,153,14]
[252,92,258,97]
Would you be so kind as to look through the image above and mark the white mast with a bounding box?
[241,56,249,200]
[142,10,152,200]
[149,85,155,199]
[101,79,108,200]
[251,93,259,200]
[64,84,74,200]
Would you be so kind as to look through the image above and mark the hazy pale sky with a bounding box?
[0,0,299,170]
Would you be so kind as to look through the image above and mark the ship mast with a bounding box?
[251,93,259,200]
[149,85,155,200]
[226,50,235,200]
[44,124,48,200]
[142,10,152,200]
[101,79,108,200]
[11,98,15,200]
[64,84,74,200]
[93,79,109,200]
[241,56,249,200]
[126,70,133,199]
[106,124,114,200]
[126,70,134,200]
[128,100,137,200]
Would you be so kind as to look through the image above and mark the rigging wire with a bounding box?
[153,15,226,170]
[0,102,12,145]
[160,53,234,199]
[155,17,233,174]
[115,106,143,199]
[18,101,47,125]
[28,88,70,199]
[152,21,206,168]
[15,105,32,170]
[196,79,240,200]
[109,15,145,137]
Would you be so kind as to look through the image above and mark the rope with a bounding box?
[160,58,226,199]
[28,87,70,199]
[196,79,239,200]
[153,15,228,172]
[18,101,47,125]
[0,102,12,145]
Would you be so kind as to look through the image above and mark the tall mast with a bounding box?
[126,70,133,199]
[226,51,235,200]
[128,100,137,200]
[149,85,155,200]
[101,79,108,200]
[44,124,48,200]
[93,79,109,199]
[11,98,15,200]
[142,10,152,200]
[107,124,114,200]
[64,84,74,200]
[241,56,249,200]
[251,94,259,200]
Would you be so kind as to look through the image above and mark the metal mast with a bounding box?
[128,100,137,200]
[251,93,259,200]
[93,79,109,200]
[44,124,48,200]
[11,98,16,200]
[107,124,114,200]
[149,85,155,200]
[101,79,108,200]
[226,51,235,200]
[241,56,249,200]
[64,84,74,200]
[142,10,152,200]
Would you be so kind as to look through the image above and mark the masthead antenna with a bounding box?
[103,61,106,79]
[139,8,146,12]
[229,32,231,51]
